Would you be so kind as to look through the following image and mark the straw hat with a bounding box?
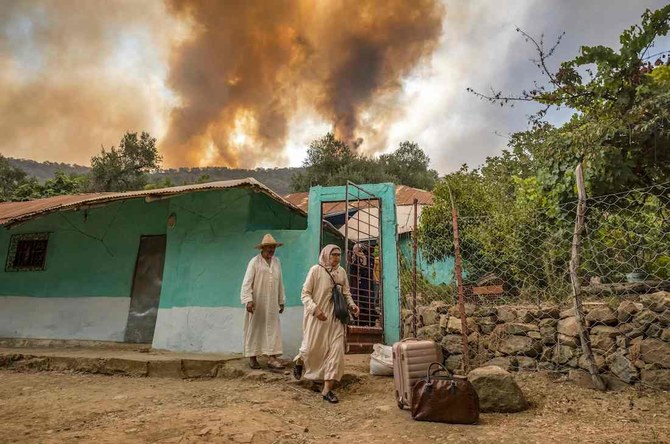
[255,234,283,249]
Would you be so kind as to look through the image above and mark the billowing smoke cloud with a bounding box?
[162,0,444,167]
[0,0,177,165]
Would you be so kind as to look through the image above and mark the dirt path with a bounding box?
[1,357,668,444]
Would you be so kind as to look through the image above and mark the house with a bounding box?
[0,179,400,355]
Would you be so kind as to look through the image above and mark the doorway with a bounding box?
[320,182,383,353]
[124,235,167,344]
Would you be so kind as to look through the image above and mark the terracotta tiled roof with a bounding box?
[284,185,433,213]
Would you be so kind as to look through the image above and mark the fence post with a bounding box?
[412,198,418,338]
[570,163,607,391]
[448,187,470,373]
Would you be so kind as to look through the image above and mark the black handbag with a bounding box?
[319,265,351,325]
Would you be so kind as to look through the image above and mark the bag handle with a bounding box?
[426,362,451,384]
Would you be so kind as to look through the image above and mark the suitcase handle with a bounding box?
[400,337,421,343]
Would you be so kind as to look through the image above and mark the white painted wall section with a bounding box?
[152,306,304,358]
[0,296,130,341]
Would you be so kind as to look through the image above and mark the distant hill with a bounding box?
[150,166,302,195]
[7,158,91,182]
[6,157,302,195]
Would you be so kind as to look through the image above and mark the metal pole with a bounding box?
[412,198,418,338]
[570,163,606,391]
[345,182,350,268]
[449,186,469,373]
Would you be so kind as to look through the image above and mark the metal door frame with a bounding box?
[344,181,384,331]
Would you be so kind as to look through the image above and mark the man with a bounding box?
[240,234,286,370]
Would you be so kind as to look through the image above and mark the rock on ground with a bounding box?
[640,338,670,368]
[606,352,639,384]
[641,292,670,314]
[467,366,528,413]
[585,306,618,325]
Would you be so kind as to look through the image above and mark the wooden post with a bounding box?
[570,163,607,391]
[448,187,469,372]
[412,198,418,338]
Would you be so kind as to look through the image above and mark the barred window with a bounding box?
[5,233,49,272]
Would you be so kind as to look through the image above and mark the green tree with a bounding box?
[291,133,356,191]
[40,170,88,197]
[291,133,437,192]
[0,155,32,201]
[90,132,162,192]
[418,6,670,299]
[379,141,439,190]
[470,6,670,201]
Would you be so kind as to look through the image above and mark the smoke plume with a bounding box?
[0,0,176,165]
[0,1,443,168]
[162,0,444,167]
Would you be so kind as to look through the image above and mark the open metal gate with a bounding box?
[320,181,384,353]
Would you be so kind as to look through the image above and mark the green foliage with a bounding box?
[470,6,670,201]
[90,132,162,192]
[291,133,438,192]
[425,6,670,298]
[144,176,175,190]
[581,193,670,279]
[420,161,573,297]
[379,141,439,191]
[0,154,30,202]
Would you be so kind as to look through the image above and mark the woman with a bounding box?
[293,245,360,403]
[349,243,375,326]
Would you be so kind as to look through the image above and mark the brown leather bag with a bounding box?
[411,363,480,424]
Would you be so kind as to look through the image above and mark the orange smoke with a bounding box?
[0,0,175,165]
[162,0,444,167]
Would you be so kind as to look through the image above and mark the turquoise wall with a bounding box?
[0,199,168,297]
[0,187,311,308]
[306,183,400,344]
[158,189,310,309]
[398,235,455,285]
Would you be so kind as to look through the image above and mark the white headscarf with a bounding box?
[319,244,341,272]
[352,243,368,266]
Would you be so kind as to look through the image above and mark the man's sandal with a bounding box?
[293,364,303,380]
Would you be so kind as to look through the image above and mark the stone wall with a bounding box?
[405,291,670,390]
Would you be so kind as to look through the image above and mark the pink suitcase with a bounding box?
[393,338,443,409]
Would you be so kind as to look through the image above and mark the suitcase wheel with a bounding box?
[395,391,404,410]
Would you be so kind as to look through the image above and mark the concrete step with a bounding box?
[347,342,374,354]
[0,348,370,391]
[0,347,243,379]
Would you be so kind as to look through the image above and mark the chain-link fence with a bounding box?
[399,179,670,390]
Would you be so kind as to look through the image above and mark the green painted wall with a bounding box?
[398,234,456,285]
[0,187,310,308]
[306,183,400,344]
[158,189,310,309]
[0,199,168,297]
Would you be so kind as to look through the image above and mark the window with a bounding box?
[5,233,49,272]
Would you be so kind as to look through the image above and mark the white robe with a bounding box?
[240,255,286,357]
[296,265,355,381]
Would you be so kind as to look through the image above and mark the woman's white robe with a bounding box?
[296,265,355,381]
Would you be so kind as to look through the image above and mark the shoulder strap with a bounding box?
[318,264,338,286]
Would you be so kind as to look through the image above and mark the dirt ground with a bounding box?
[1,356,669,444]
